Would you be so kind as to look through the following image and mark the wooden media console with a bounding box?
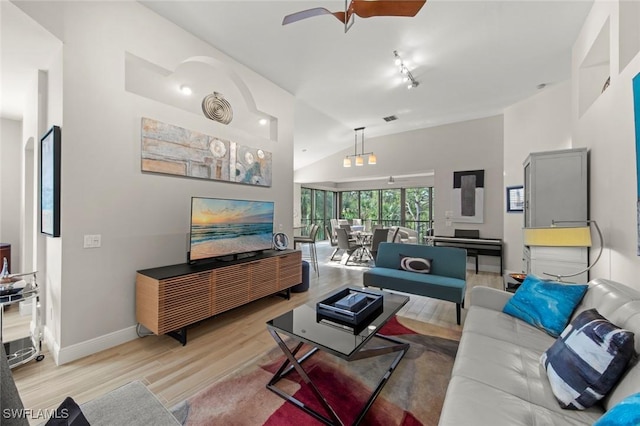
[136,249,302,345]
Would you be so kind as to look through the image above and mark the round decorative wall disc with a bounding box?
[202,92,233,124]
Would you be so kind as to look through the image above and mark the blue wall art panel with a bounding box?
[634,73,640,255]
[140,118,272,187]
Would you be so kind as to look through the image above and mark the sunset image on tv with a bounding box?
[190,197,274,260]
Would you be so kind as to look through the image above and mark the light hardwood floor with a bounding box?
[7,241,502,422]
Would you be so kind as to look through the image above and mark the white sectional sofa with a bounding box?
[439,278,640,425]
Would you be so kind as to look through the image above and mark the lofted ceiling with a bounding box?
[2,1,594,171]
[140,0,594,170]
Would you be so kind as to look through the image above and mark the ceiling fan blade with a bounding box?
[352,0,426,19]
[282,7,346,25]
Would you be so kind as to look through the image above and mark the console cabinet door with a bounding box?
[278,252,302,290]
[250,257,278,299]
[211,263,251,315]
[159,271,211,334]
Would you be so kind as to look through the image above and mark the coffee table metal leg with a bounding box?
[266,329,410,426]
[267,329,343,425]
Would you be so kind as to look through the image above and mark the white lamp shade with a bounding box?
[368,153,377,165]
[355,156,364,166]
[343,157,351,167]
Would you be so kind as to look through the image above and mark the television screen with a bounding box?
[189,197,274,262]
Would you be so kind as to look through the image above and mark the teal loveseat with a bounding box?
[363,243,467,324]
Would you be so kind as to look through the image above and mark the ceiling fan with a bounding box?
[282,0,427,33]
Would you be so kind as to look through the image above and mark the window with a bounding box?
[299,188,336,239]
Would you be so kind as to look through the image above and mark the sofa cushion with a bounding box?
[541,309,635,410]
[594,392,640,426]
[399,255,431,273]
[440,375,603,425]
[503,275,587,337]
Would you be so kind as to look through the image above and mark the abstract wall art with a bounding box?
[452,169,484,223]
[141,118,272,187]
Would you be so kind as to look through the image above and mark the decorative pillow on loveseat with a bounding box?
[594,392,640,425]
[399,255,432,274]
[502,275,587,337]
[541,308,635,410]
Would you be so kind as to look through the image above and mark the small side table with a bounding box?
[503,273,524,293]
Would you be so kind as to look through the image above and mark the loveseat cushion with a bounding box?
[541,309,635,410]
[503,275,587,337]
[364,267,465,303]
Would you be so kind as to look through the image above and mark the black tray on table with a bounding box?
[316,288,384,332]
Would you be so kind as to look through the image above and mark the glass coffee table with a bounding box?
[266,287,410,425]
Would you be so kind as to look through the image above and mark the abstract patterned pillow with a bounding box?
[594,392,640,426]
[502,275,587,337]
[541,309,635,410]
[399,255,432,274]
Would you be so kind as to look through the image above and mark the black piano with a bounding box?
[425,231,503,274]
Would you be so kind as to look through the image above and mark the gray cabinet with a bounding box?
[524,148,588,228]
[523,148,589,282]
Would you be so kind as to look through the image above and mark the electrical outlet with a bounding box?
[446,220,452,227]
[83,234,102,248]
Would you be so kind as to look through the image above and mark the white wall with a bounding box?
[18,1,295,364]
[503,81,573,272]
[296,115,505,272]
[502,0,640,288]
[571,0,640,287]
[0,118,23,271]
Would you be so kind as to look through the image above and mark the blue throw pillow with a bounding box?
[541,309,635,410]
[594,392,640,426]
[502,275,587,337]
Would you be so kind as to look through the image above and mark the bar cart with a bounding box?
[0,271,44,368]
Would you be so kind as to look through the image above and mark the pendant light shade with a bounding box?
[342,127,376,168]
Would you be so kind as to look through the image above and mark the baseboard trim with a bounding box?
[43,326,60,365]
[56,326,138,365]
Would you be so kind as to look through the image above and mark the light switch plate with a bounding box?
[83,234,101,248]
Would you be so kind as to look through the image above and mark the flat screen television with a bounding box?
[189,197,274,262]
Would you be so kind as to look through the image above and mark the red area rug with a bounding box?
[171,317,461,426]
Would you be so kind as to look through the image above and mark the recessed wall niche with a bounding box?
[124,52,278,142]
[619,1,640,74]
[578,17,610,117]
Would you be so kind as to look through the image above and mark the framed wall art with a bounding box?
[40,125,61,237]
[452,169,484,223]
[506,185,524,212]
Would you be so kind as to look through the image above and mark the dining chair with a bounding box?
[335,228,361,266]
[325,225,340,261]
[294,224,320,276]
[369,228,389,263]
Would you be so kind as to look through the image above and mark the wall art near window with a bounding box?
[40,125,61,237]
[452,169,484,223]
[141,118,272,187]
[506,185,524,213]
[633,72,640,255]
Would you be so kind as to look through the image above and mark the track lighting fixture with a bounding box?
[393,51,419,89]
